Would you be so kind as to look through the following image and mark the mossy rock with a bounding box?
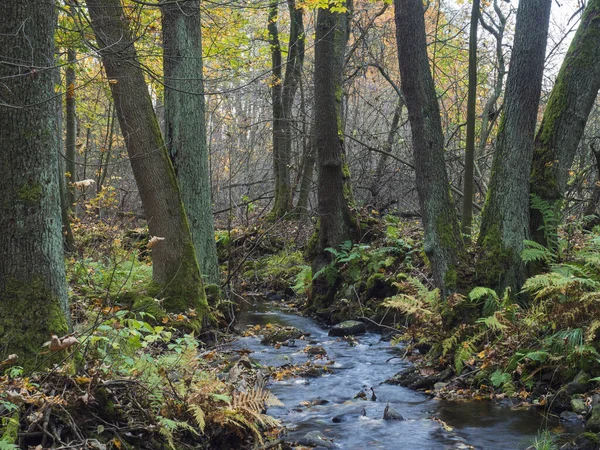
[587,405,600,432]
[567,371,591,395]
[131,296,166,323]
[260,326,307,345]
[328,320,366,337]
[572,398,587,415]
[574,432,600,450]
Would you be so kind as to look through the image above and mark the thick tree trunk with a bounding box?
[87,0,207,314]
[269,0,305,218]
[0,0,70,369]
[529,0,600,248]
[461,0,480,239]
[310,2,357,309]
[162,0,220,286]
[394,0,463,294]
[478,0,551,293]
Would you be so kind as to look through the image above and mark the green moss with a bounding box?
[131,296,166,322]
[444,266,458,289]
[436,214,461,291]
[305,224,320,261]
[204,283,221,304]
[476,224,512,289]
[17,182,42,204]
[0,278,69,371]
[1,411,19,444]
[365,273,385,293]
[581,432,600,444]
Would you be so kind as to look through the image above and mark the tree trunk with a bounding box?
[0,0,70,369]
[65,48,77,210]
[529,0,600,248]
[583,144,600,225]
[478,0,551,293]
[394,0,463,294]
[369,103,402,204]
[162,0,220,286]
[461,0,480,240]
[87,0,208,314]
[269,0,305,218]
[310,1,357,309]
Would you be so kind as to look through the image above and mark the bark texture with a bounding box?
[87,0,207,314]
[0,0,70,369]
[269,0,305,218]
[394,0,463,294]
[65,48,77,210]
[162,0,220,286]
[461,0,480,239]
[311,2,356,308]
[529,0,600,248]
[478,0,551,293]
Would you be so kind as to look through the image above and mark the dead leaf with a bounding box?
[147,236,165,249]
[71,179,96,189]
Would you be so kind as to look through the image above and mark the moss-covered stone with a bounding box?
[587,405,600,432]
[131,296,166,323]
[260,326,307,345]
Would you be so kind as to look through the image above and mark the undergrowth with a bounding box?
[383,220,600,401]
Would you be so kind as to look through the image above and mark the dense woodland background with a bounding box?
[2,0,600,449]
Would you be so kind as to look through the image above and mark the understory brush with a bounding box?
[0,224,282,449]
[0,309,282,449]
[383,223,600,402]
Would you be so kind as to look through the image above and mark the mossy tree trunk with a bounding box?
[87,0,208,315]
[394,0,463,295]
[269,0,305,219]
[310,1,357,309]
[162,0,220,286]
[529,0,600,248]
[478,0,551,293]
[0,0,70,369]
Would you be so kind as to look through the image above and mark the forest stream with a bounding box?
[230,301,560,450]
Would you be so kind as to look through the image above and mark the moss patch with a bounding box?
[17,183,42,204]
[0,278,69,371]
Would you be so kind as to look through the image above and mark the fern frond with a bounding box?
[476,314,507,332]
[188,404,206,433]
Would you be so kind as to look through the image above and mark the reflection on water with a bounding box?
[231,300,552,449]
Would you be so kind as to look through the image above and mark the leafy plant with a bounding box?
[292,265,312,296]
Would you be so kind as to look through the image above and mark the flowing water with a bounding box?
[230,301,554,449]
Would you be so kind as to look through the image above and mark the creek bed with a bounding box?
[230,301,554,449]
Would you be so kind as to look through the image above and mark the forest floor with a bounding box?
[3,212,600,449]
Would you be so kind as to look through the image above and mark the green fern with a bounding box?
[521,240,556,265]
[530,194,560,252]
